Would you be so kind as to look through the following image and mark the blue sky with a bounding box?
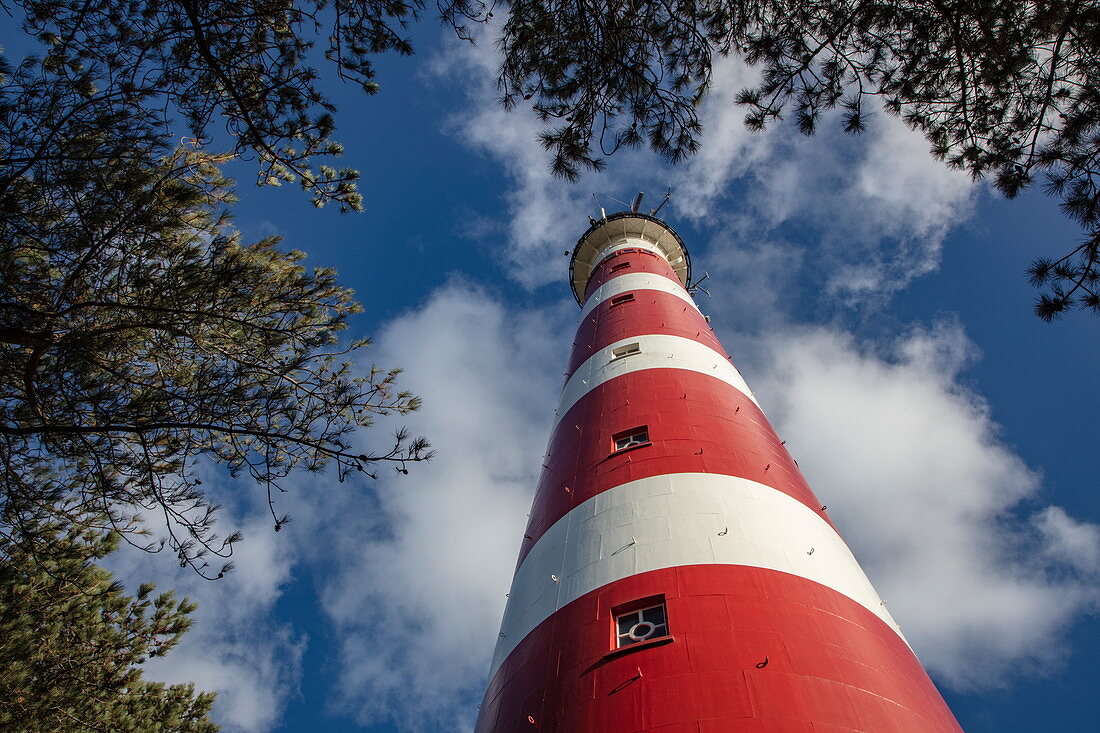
[20,17,1097,733]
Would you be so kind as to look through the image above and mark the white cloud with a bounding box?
[417,29,1092,702]
[1035,506,1100,576]
[825,115,976,295]
[436,30,978,301]
[854,115,975,245]
[319,282,573,730]
[646,54,977,298]
[745,319,1100,688]
[698,111,976,298]
[671,55,772,215]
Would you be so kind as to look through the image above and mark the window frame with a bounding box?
[611,595,671,651]
[611,425,650,453]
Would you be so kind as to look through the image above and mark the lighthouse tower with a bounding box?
[476,211,961,732]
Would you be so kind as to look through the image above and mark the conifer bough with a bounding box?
[0,508,218,732]
[497,0,1100,318]
[0,55,430,578]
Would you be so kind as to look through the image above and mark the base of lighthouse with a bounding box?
[479,564,957,731]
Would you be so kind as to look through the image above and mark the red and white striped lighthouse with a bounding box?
[476,211,962,732]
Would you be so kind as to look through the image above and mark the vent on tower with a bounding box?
[610,342,641,361]
[610,293,635,307]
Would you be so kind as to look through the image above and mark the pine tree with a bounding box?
[7,0,489,211]
[496,0,1100,318]
[1,58,430,576]
[0,506,218,733]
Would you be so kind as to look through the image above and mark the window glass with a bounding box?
[613,427,649,451]
[615,603,669,647]
[642,605,666,626]
[616,614,635,636]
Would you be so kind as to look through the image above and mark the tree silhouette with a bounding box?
[1,58,429,577]
[0,503,218,732]
[497,0,1100,317]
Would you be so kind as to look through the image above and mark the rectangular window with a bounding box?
[610,342,641,361]
[610,262,631,272]
[610,293,635,307]
[615,602,668,648]
[612,426,649,452]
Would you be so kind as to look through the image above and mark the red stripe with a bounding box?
[520,371,827,565]
[567,290,725,376]
[476,565,962,733]
[583,250,683,302]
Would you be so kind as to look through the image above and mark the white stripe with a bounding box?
[579,273,698,319]
[556,335,759,424]
[599,238,665,262]
[595,239,688,284]
[490,473,904,676]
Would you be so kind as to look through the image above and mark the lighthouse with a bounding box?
[475,211,962,731]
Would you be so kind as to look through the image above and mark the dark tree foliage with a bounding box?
[0,505,218,732]
[8,0,489,211]
[0,58,431,577]
[498,0,1100,318]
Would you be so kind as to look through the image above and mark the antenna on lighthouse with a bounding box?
[651,188,671,216]
[631,192,644,212]
[592,193,608,221]
[689,271,712,298]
